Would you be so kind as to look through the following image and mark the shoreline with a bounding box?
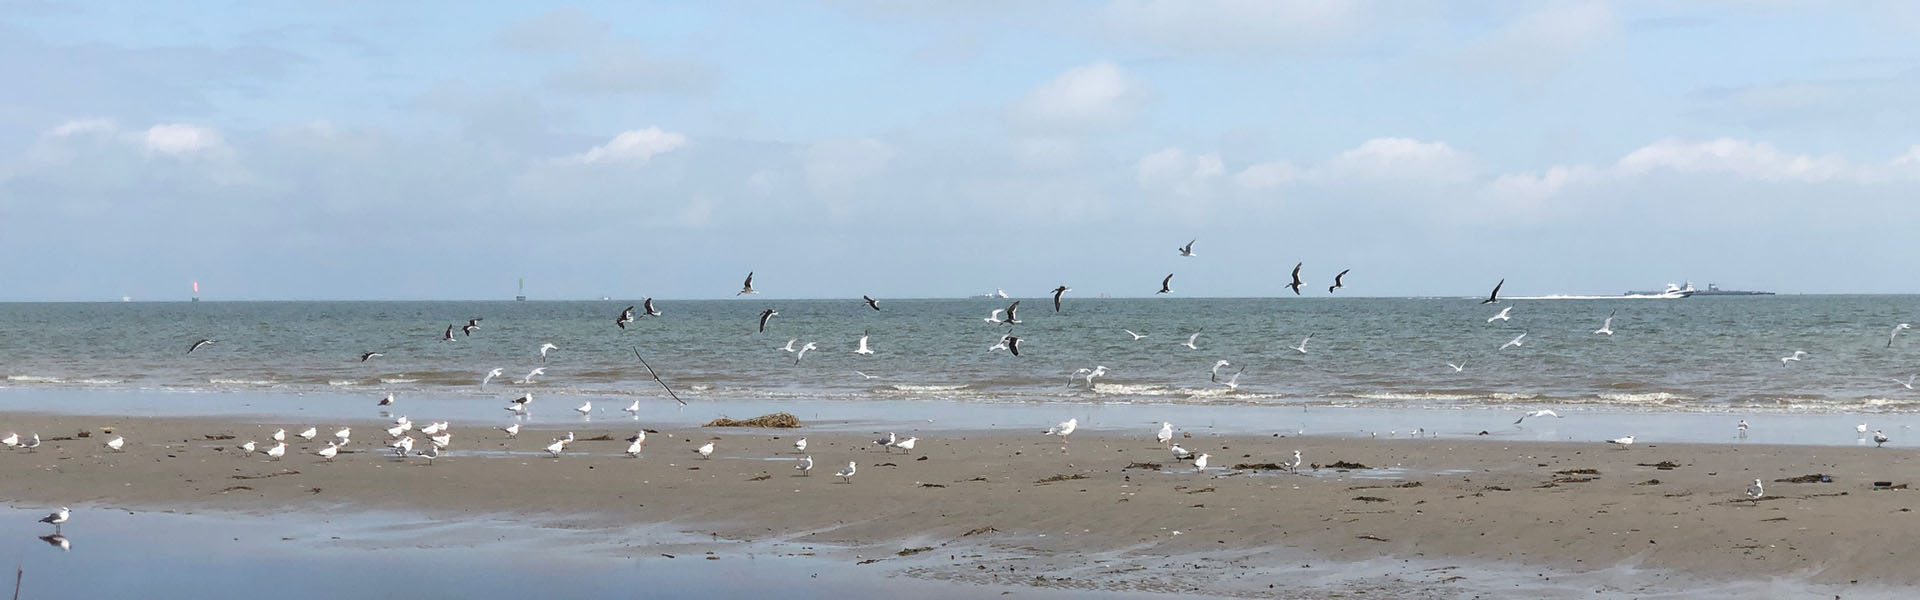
[3,412,1916,596]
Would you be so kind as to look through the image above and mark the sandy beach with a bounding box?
[3,413,1914,597]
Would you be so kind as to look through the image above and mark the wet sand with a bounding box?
[3,414,1915,596]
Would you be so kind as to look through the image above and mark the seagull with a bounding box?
[419,421,444,435]
[265,442,287,460]
[416,444,441,464]
[1875,430,1889,447]
[835,460,857,483]
[626,430,646,446]
[1488,307,1513,323]
[995,289,1009,299]
[1502,332,1527,350]
[385,422,407,438]
[1051,285,1069,312]
[317,442,339,461]
[782,339,797,352]
[1896,376,1918,390]
[1514,409,1561,424]
[797,455,813,476]
[1746,479,1764,503]
[1081,365,1107,387]
[626,438,644,457]
[758,309,778,333]
[271,428,286,442]
[378,393,395,407]
[1737,419,1749,434]
[462,318,480,336]
[1220,367,1245,390]
[1194,453,1210,472]
[12,433,34,451]
[359,351,383,362]
[500,423,520,437]
[1005,301,1021,324]
[1481,279,1505,304]
[874,432,897,449]
[985,309,1005,324]
[617,305,636,329]
[505,402,529,416]
[1156,422,1173,445]
[1182,332,1201,350]
[1169,443,1193,460]
[1293,334,1312,354]
[695,442,715,459]
[1286,263,1304,295]
[296,427,317,441]
[1605,435,1635,448]
[38,507,68,529]
[482,368,504,388]
[893,437,918,454]
[1328,269,1350,293]
[623,399,641,413]
[642,298,661,317]
[1780,350,1809,366]
[1178,238,1195,257]
[519,367,545,384]
[538,343,558,362]
[1594,310,1616,335]
[1892,323,1912,348]
[992,335,1021,356]
[863,295,880,311]
[1209,360,1231,382]
[0,432,15,447]
[1287,450,1303,473]
[854,335,874,355]
[1857,423,1870,436]
[391,436,414,457]
[1447,362,1465,373]
[795,341,818,364]
[187,338,215,354]
[1157,273,1174,294]
[853,371,878,380]
[1045,418,1078,439]
[240,440,256,456]
[1125,330,1147,340]
[794,437,808,452]
[441,325,455,342]
[105,436,125,452]
[574,401,592,416]
[333,427,351,445]
[545,438,566,458]
[738,271,757,296]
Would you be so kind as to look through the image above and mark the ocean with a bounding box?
[2,295,1916,414]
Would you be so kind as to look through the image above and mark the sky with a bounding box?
[5,0,1920,300]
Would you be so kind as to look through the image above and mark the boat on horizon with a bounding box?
[1625,282,1773,297]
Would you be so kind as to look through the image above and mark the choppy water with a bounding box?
[3,296,1918,413]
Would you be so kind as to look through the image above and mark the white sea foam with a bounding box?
[208,378,276,386]
[888,384,970,392]
[378,377,418,384]
[327,380,360,386]
[6,375,64,383]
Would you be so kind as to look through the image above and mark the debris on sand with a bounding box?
[703,413,801,428]
[961,526,998,537]
[1123,462,1164,471]
[1636,461,1681,470]
[1353,496,1389,503]
[1233,463,1285,471]
[1326,460,1369,470]
[1035,473,1088,484]
[897,547,934,556]
[1554,468,1601,476]
[1774,474,1828,484]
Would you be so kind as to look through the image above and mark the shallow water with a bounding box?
[7,296,1920,412]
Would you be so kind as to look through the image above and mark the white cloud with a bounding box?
[1010,61,1148,133]
[557,127,688,166]
[1315,138,1474,184]
[1614,138,1856,183]
[1233,159,1299,190]
[141,124,223,155]
[1135,146,1224,197]
[47,118,115,137]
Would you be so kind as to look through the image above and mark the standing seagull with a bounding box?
[575,401,592,416]
[538,343,558,362]
[1287,450,1304,473]
[854,335,874,355]
[1487,307,1513,323]
[1156,422,1174,445]
[187,338,215,354]
[1178,239,1196,257]
[1502,332,1528,350]
[796,455,813,476]
[1780,350,1809,366]
[378,393,395,407]
[1286,263,1304,295]
[1606,435,1635,448]
[265,442,287,461]
[738,272,757,296]
[1746,479,1764,504]
[1892,323,1912,348]
[1481,279,1505,304]
[835,461,857,483]
[1051,285,1069,312]
[1157,274,1174,295]
[1328,269,1350,293]
[1875,430,1890,447]
[862,295,880,311]
[758,309,778,333]
[1594,310,1617,335]
[38,507,68,531]
[616,306,636,329]
[105,436,126,452]
[359,351,383,362]
[1194,453,1211,472]
[1045,418,1078,439]
[695,442,715,459]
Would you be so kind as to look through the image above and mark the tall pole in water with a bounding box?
[192,280,200,303]
[516,277,527,301]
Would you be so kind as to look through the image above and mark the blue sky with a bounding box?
[5,1,1920,300]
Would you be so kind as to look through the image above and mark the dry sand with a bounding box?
[3,414,1915,596]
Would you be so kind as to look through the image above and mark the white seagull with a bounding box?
[1780,351,1809,366]
[1209,360,1232,382]
[781,339,797,352]
[1746,479,1764,503]
[575,401,593,416]
[1896,375,1917,391]
[482,368,504,388]
[297,427,317,441]
[316,442,338,461]
[545,438,566,458]
[794,437,808,452]
[1857,423,1870,436]
[1219,367,1245,390]
[1892,323,1912,348]
[333,427,352,445]
[1594,310,1616,335]
[695,441,715,459]
[1514,409,1562,424]
[105,436,126,452]
[390,436,414,457]
[797,455,813,476]
[1606,435,1635,448]
[265,442,287,460]
[0,432,15,448]
[1293,334,1312,354]
[1045,418,1078,439]
[1501,332,1527,350]
[624,399,641,413]
[240,440,256,456]
[835,461,857,483]
[539,343,559,362]
[271,428,286,442]
[794,342,818,364]
[1125,330,1147,340]
[1171,444,1192,460]
[985,309,1005,324]
[519,368,545,384]
[1287,450,1303,473]
[1447,362,1465,373]
[854,335,874,355]
[1874,430,1889,447]
[1193,453,1210,472]
[893,437,918,454]
[1487,307,1513,323]
[1155,422,1173,445]
[625,438,644,457]
[1182,333,1201,350]
[500,423,521,437]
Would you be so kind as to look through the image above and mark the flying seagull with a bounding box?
[538,343,558,362]
[738,272,757,296]
[1502,332,1528,350]
[1895,375,1916,390]
[1892,323,1912,348]
[1178,238,1195,257]
[862,295,880,311]
[1005,301,1021,324]
[758,308,778,333]
[795,341,818,364]
[642,298,661,317]
[1125,330,1147,340]
[1780,350,1809,366]
[985,309,1005,324]
[1209,360,1231,382]
[187,338,215,354]
[1595,310,1616,335]
[1293,334,1312,354]
[441,325,455,342]
[1157,273,1174,295]
[1051,285,1069,312]
[481,368,503,388]
[1447,362,1465,373]
[1481,279,1504,304]
[1328,269,1350,293]
[782,339,797,352]
[1286,262,1304,295]
[616,306,635,329]
[359,351,383,362]
[1002,335,1023,356]
[1514,409,1561,424]
[462,318,481,336]
[1182,332,1201,350]
[854,335,874,355]
[1488,306,1513,323]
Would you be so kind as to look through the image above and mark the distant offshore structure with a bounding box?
[516,277,527,302]
[1623,282,1774,297]
[191,280,200,303]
